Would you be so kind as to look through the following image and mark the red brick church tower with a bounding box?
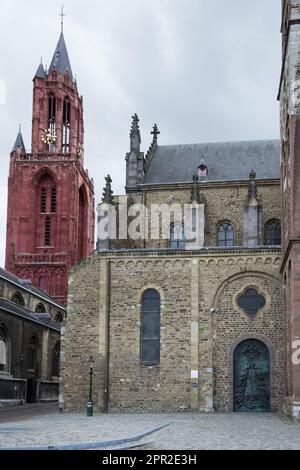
[5,25,95,305]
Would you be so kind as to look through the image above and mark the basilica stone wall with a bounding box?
[61,248,283,413]
[125,181,281,248]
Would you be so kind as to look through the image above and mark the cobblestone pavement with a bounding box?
[0,408,299,450]
[0,403,57,424]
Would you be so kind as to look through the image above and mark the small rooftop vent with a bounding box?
[198,159,208,178]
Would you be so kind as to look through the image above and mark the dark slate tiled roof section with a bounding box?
[34,62,46,79]
[143,140,281,184]
[0,298,61,332]
[49,32,73,79]
[12,131,26,153]
[0,268,65,310]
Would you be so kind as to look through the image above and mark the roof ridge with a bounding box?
[156,139,280,148]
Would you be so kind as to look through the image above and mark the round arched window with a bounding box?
[217,222,234,247]
[265,219,281,246]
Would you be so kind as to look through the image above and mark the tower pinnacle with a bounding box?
[130,113,141,153]
[60,6,66,33]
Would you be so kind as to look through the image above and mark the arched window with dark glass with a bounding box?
[11,292,25,306]
[37,174,56,214]
[217,222,234,247]
[35,304,46,313]
[141,289,160,366]
[55,313,64,323]
[52,342,60,377]
[27,336,37,371]
[36,173,56,249]
[62,96,71,153]
[170,224,186,249]
[0,328,9,373]
[265,219,281,246]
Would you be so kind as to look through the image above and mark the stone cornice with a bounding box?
[125,179,280,193]
[96,246,281,259]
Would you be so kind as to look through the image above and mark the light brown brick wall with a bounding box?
[61,249,284,413]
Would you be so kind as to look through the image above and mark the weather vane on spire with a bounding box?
[60,6,66,33]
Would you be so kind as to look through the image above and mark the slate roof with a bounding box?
[11,130,26,153]
[0,268,65,310]
[0,298,60,332]
[49,32,73,79]
[143,140,280,184]
[34,62,46,79]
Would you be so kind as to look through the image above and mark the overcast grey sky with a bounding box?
[0,0,281,267]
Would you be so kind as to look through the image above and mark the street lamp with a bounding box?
[87,356,95,417]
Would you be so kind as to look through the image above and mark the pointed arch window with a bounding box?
[11,292,25,306]
[217,222,234,247]
[37,174,56,214]
[141,289,160,366]
[35,304,46,313]
[62,96,71,153]
[265,219,281,246]
[170,224,186,249]
[0,328,9,373]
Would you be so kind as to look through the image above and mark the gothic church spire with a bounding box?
[49,32,73,79]
[11,125,26,153]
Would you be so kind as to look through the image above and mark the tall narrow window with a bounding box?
[27,336,37,371]
[51,187,57,213]
[0,328,8,373]
[41,188,47,213]
[36,174,56,249]
[62,97,71,153]
[265,219,281,245]
[48,94,56,152]
[52,342,60,377]
[141,289,160,365]
[217,222,234,247]
[45,216,51,246]
[38,276,46,290]
[170,224,186,249]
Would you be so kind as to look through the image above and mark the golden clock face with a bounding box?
[41,128,57,145]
